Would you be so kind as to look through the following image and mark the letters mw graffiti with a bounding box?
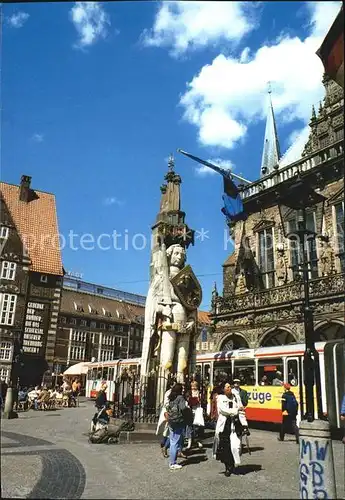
[299,439,330,499]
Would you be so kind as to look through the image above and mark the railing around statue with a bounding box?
[111,372,211,423]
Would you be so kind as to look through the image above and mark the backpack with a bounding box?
[166,399,185,427]
[286,393,298,415]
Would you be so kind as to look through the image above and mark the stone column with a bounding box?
[299,419,337,499]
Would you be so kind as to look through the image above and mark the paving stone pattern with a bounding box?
[1,401,344,499]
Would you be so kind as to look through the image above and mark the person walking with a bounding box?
[278,383,299,443]
[185,380,204,449]
[164,383,190,470]
[214,381,242,477]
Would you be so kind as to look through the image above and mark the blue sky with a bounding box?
[2,1,341,310]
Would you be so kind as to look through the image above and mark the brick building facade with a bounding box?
[53,277,145,380]
[211,75,344,350]
[0,176,63,386]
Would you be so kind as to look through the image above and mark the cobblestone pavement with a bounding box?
[1,401,344,499]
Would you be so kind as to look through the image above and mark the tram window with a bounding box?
[102,367,108,380]
[258,358,284,386]
[96,370,102,380]
[233,360,255,385]
[108,367,115,381]
[213,365,232,385]
[287,359,298,386]
[204,364,211,383]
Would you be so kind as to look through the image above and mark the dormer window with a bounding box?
[74,302,84,312]
[88,305,98,314]
[40,275,48,283]
[0,227,9,240]
[102,307,111,317]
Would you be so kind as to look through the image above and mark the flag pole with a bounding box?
[177,149,252,185]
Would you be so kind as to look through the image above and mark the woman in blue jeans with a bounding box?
[164,383,187,470]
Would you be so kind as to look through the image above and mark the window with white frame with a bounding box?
[100,350,113,362]
[102,335,115,346]
[0,226,9,240]
[70,346,85,360]
[100,323,106,329]
[0,341,12,361]
[71,330,87,342]
[288,212,318,279]
[70,318,77,325]
[0,294,17,325]
[1,261,16,280]
[0,366,10,382]
[258,228,275,288]
[81,319,87,327]
[334,201,344,273]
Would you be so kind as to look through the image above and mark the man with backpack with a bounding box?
[278,383,299,444]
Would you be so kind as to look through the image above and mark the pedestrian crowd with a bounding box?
[156,378,251,474]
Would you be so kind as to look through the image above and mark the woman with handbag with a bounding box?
[213,381,242,477]
[185,380,204,449]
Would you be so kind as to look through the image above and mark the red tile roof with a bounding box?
[198,310,211,325]
[1,181,63,276]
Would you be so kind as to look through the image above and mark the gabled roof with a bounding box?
[0,181,63,276]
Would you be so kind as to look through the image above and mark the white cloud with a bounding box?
[195,158,235,177]
[103,197,123,206]
[7,12,29,28]
[70,2,110,49]
[31,133,44,143]
[179,1,342,160]
[142,1,257,57]
[279,126,311,168]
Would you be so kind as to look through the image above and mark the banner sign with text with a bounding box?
[22,301,49,356]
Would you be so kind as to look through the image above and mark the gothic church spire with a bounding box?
[260,85,281,176]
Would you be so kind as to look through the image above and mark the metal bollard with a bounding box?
[299,419,337,499]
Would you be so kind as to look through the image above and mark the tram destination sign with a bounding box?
[22,301,49,356]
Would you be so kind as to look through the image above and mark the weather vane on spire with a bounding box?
[168,153,174,171]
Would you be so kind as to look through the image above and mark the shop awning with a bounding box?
[63,362,88,376]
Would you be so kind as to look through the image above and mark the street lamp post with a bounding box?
[277,175,337,499]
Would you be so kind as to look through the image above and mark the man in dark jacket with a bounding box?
[278,383,299,444]
[95,384,107,410]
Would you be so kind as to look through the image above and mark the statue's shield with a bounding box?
[170,265,202,311]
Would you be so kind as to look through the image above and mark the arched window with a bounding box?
[315,323,344,342]
[260,328,297,347]
[220,334,249,351]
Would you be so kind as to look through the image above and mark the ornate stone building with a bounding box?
[54,276,145,378]
[211,75,344,350]
[0,176,63,386]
